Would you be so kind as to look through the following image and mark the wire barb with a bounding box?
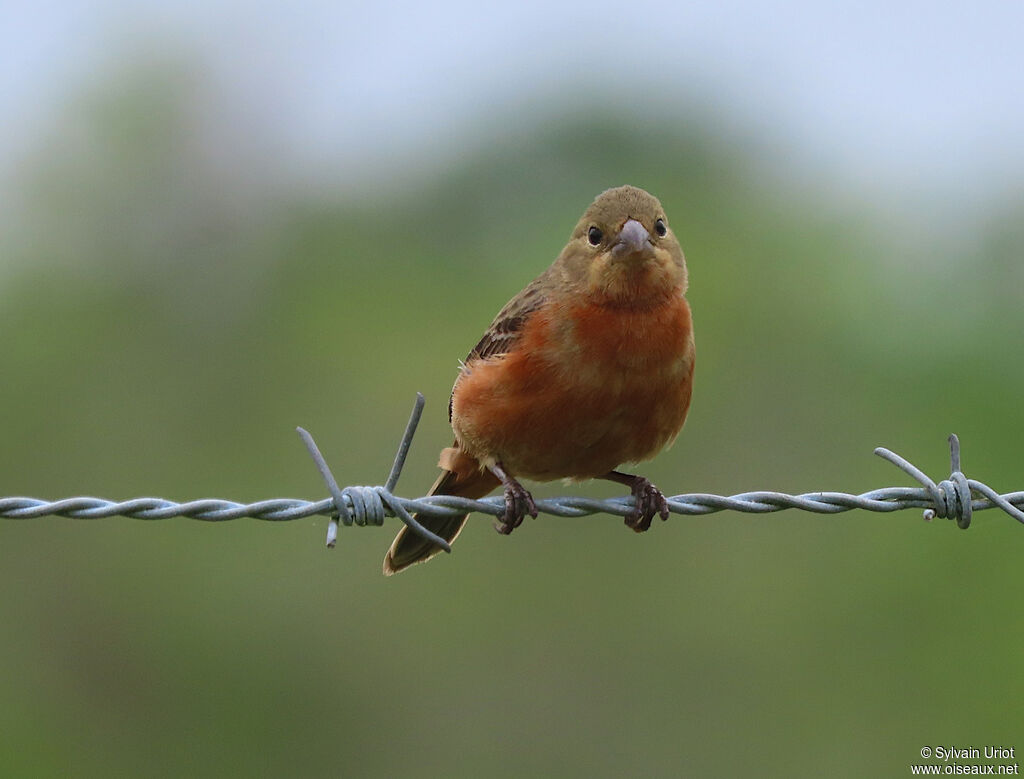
[874,433,1024,529]
[296,394,451,553]
[4,397,1024,555]
[874,434,972,527]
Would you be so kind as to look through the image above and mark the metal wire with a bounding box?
[3,394,1024,552]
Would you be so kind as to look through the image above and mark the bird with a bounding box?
[383,185,695,575]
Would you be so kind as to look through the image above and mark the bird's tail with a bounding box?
[383,446,499,576]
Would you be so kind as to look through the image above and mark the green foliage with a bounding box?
[1,65,1022,778]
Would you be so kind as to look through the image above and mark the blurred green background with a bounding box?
[2,4,1023,777]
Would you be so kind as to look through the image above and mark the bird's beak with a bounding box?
[612,219,654,260]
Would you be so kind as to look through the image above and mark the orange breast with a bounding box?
[451,294,694,481]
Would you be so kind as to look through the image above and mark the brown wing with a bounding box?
[448,273,549,421]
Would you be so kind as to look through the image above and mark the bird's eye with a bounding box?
[654,218,667,237]
[587,226,603,246]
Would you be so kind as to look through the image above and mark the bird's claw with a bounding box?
[495,481,538,535]
[624,477,669,532]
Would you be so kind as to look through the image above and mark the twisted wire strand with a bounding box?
[3,395,1024,552]
[4,486,1023,523]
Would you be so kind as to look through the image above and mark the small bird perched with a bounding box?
[384,185,695,575]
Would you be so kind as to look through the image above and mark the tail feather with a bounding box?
[383,450,498,576]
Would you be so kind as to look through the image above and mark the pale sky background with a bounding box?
[3,0,1024,215]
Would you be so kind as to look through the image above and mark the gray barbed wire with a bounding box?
[3,394,1024,553]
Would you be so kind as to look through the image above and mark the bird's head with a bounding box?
[560,185,687,306]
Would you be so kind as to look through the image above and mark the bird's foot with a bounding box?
[488,463,537,535]
[602,471,670,532]
[624,476,669,532]
[495,481,538,535]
